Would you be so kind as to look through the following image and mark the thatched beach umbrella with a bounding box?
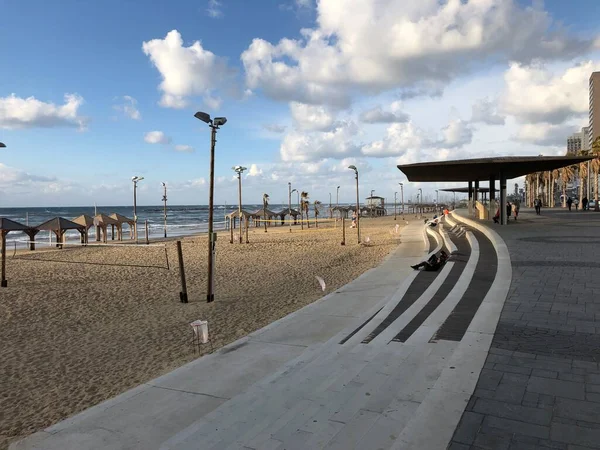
[109,213,135,241]
[72,215,94,244]
[0,218,31,287]
[93,213,118,243]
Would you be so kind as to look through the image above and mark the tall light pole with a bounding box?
[394,192,398,220]
[336,185,340,208]
[348,165,360,243]
[418,187,423,217]
[132,176,144,243]
[288,183,292,233]
[0,142,5,148]
[233,166,247,244]
[329,192,332,218]
[399,183,404,215]
[435,189,439,206]
[162,182,168,238]
[194,111,227,303]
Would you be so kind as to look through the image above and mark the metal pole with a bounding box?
[207,125,217,302]
[356,172,361,244]
[341,216,346,245]
[176,240,188,303]
[163,183,167,238]
[400,183,404,214]
[133,180,138,243]
[394,192,397,220]
[238,172,243,244]
[145,219,149,245]
[288,182,292,233]
[329,193,332,219]
[1,232,6,287]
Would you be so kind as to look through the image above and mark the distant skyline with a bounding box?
[1,0,599,207]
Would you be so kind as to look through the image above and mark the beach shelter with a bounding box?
[275,208,301,225]
[249,208,278,227]
[35,217,86,249]
[109,213,135,241]
[0,218,32,287]
[93,213,118,243]
[225,209,253,230]
[72,214,95,244]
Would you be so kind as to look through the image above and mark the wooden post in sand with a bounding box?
[245,216,249,244]
[341,217,346,246]
[176,240,188,303]
[230,218,234,244]
[145,220,149,245]
[1,231,7,287]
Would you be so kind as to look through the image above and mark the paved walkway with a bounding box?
[449,208,600,450]
[11,217,506,450]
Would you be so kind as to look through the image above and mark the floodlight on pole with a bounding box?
[418,188,423,217]
[399,183,404,214]
[132,176,144,243]
[394,192,397,220]
[195,110,227,303]
[0,142,6,148]
[348,165,360,244]
[233,166,247,244]
[162,182,168,238]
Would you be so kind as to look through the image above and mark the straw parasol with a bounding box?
[72,214,95,244]
[35,217,86,249]
[0,218,31,286]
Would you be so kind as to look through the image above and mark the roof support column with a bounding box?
[500,172,507,225]
[468,181,473,216]
[489,176,496,221]
[474,180,480,217]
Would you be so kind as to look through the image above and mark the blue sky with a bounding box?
[0,0,599,207]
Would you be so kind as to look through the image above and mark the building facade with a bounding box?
[567,131,583,154]
[590,72,600,149]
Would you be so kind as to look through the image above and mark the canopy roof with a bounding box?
[249,208,278,217]
[110,213,134,224]
[274,208,301,216]
[0,218,31,232]
[226,209,254,219]
[94,213,119,226]
[440,187,492,193]
[36,217,85,232]
[397,156,593,182]
[72,214,95,228]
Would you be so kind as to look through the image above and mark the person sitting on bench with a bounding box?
[411,251,448,271]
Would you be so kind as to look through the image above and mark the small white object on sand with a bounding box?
[315,276,326,291]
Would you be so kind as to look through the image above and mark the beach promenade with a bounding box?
[11,212,510,450]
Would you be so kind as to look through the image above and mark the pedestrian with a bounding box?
[506,201,511,220]
[575,199,579,211]
[351,210,357,228]
[567,197,573,211]
[583,197,588,211]
[493,207,500,224]
[512,202,519,221]
[533,198,539,215]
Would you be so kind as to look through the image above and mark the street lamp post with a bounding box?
[435,189,439,212]
[329,192,332,218]
[233,166,247,244]
[0,142,5,148]
[399,183,404,215]
[288,183,293,233]
[162,182,168,238]
[394,192,397,220]
[348,165,360,243]
[194,111,227,303]
[132,176,144,243]
[418,188,423,217]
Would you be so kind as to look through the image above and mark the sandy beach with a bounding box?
[0,215,407,449]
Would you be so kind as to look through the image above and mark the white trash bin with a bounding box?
[190,320,209,344]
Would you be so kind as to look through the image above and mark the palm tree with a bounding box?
[525,173,535,207]
[560,165,575,207]
[550,168,560,207]
[301,191,310,228]
[592,137,600,211]
[262,193,269,233]
[313,200,322,227]
[579,159,588,206]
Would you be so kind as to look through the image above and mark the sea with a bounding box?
[0,204,336,249]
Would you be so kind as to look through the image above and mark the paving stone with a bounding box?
[494,382,526,405]
[585,392,600,403]
[482,416,550,439]
[550,421,600,448]
[473,398,552,426]
[527,376,585,400]
[448,443,471,450]
[494,364,532,375]
[477,369,504,391]
[586,374,600,385]
[557,372,585,383]
[453,411,485,445]
[473,431,511,450]
[554,398,600,423]
[487,354,512,365]
[532,369,558,379]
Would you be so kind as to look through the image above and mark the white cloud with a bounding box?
[502,61,600,124]
[361,122,427,157]
[0,93,88,130]
[241,0,594,107]
[174,144,194,153]
[247,163,263,177]
[514,123,576,147]
[296,0,312,8]
[142,30,232,109]
[280,120,360,162]
[144,131,171,145]
[0,163,57,186]
[263,123,287,133]
[290,102,336,131]
[113,95,141,120]
[360,104,409,124]
[471,98,505,125]
[440,119,473,148]
[206,0,223,18]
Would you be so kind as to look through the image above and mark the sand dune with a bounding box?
[0,216,406,449]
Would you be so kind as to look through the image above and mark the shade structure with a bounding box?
[72,215,95,244]
[35,217,86,248]
[0,218,36,286]
[397,156,594,182]
[439,187,492,193]
[109,213,135,241]
[93,213,119,243]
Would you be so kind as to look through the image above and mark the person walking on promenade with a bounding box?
[567,197,573,211]
[506,201,512,220]
[512,201,520,221]
[583,197,589,210]
[534,198,541,215]
[575,198,579,211]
